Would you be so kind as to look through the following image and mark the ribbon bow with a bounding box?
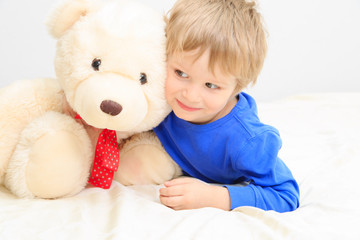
[75,114,120,189]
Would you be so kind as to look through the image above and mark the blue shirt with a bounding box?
[154,92,299,212]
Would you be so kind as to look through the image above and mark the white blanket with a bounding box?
[1,93,360,239]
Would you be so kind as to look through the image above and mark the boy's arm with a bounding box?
[159,175,299,212]
[159,131,299,212]
[227,131,300,212]
[225,179,299,212]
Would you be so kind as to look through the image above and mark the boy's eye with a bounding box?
[175,70,189,78]
[205,82,219,89]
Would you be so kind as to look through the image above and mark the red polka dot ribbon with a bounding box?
[88,128,120,189]
[74,114,119,189]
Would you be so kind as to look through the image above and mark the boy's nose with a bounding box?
[183,85,201,103]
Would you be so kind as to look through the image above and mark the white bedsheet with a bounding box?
[1,93,360,240]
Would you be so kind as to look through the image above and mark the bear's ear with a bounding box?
[46,0,98,39]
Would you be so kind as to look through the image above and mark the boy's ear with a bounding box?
[46,0,98,39]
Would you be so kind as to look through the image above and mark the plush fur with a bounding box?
[0,0,180,199]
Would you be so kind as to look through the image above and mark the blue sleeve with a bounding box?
[225,131,300,212]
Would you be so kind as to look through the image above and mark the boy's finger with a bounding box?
[159,187,169,196]
[164,177,193,186]
[160,185,185,197]
[160,195,184,208]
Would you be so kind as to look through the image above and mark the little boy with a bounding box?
[154,0,299,212]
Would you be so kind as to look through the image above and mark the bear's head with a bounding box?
[47,0,170,133]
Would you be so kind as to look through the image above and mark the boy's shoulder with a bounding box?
[232,92,280,139]
[229,95,282,157]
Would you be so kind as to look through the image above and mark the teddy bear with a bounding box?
[0,0,181,199]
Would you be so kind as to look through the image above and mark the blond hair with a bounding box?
[165,0,267,91]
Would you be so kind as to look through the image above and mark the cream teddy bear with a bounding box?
[0,0,180,199]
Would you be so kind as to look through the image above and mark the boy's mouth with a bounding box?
[176,99,201,112]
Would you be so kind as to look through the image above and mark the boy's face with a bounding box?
[166,49,238,124]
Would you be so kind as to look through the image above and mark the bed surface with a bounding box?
[1,93,360,239]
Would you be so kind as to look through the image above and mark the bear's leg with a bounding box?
[4,111,93,198]
[114,131,182,185]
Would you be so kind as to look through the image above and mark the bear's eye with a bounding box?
[91,58,101,71]
[140,73,147,85]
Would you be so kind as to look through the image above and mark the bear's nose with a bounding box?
[100,100,123,116]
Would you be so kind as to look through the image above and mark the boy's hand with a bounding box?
[159,177,231,211]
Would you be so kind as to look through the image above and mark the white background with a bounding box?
[0,0,359,101]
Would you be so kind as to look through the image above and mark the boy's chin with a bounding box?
[174,111,209,125]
